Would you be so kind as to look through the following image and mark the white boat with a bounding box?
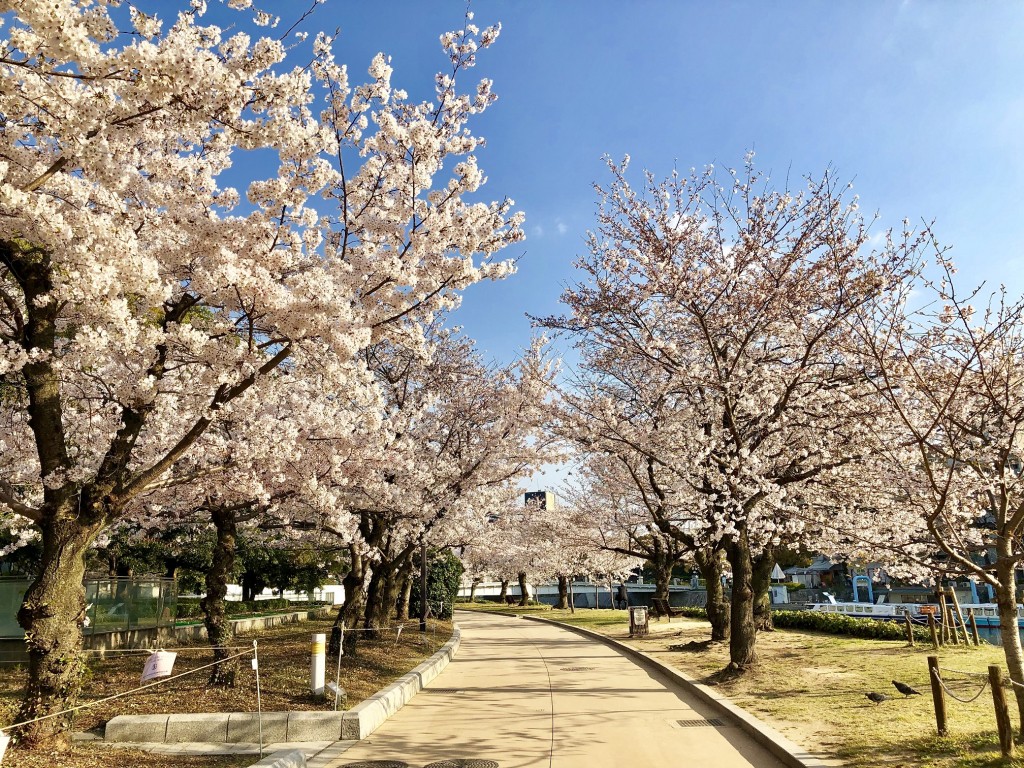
[808,600,926,619]
[808,596,1024,628]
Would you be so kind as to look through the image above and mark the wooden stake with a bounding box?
[928,656,947,737]
[968,609,981,647]
[928,612,940,650]
[940,592,957,645]
[989,665,1014,757]
[948,588,970,645]
[905,613,916,646]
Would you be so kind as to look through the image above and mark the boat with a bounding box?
[807,594,1024,628]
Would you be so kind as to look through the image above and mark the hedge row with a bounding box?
[175,597,295,620]
[769,609,932,642]
[651,604,931,642]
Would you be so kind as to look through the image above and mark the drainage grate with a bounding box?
[423,761,499,768]
[424,688,462,694]
[677,718,725,728]
[559,666,595,672]
[341,762,410,768]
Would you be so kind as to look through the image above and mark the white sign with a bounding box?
[141,651,177,683]
[0,729,9,765]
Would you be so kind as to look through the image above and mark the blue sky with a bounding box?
[297,0,1024,367]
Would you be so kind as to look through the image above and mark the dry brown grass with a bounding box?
[0,616,451,768]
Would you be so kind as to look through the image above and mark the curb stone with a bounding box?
[102,623,461,746]
[515,613,836,768]
[245,749,306,768]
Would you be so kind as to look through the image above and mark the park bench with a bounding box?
[650,597,684,620]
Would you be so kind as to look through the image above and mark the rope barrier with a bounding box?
[937,666,989,679]
[931,666,990,703]
[0,648,254,733]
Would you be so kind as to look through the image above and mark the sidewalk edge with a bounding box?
[516,614,834,768]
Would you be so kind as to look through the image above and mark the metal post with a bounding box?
[253,640,263,758]
[989,665,1014,757]
[310,633,326,695]
[928,656,947,736]
[419,542,428,633]
[333,634,344,711]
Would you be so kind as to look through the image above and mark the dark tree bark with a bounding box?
[200,505,238,687]
[752,547,776,632]
[517,571,529,607]
[331,546,365,656]
[726,530,758,672]
[498,579,509,602]
[395,565,413,621]
[651,540,674,605]
[556,575,569,609]
[16,515,100,749]
[694,547,730,642]
[468,577,480,602]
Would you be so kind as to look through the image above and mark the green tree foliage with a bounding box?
[410,549,464,620]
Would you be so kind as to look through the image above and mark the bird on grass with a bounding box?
[892,680,922,697]
[866,692,892,705]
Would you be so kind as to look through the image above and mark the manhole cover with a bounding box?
[423,761,499,768]
[560,666,595,671]
[677,718,725,727]
[341,762,410,768]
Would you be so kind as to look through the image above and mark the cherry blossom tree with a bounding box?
[0,2,521,744]
[846,259,1024,733]
[562,454,715,621]
[317,329,553,649]
[540,156,922,672]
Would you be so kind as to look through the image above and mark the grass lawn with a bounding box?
[458,602,1023,768]
[0,616,452,768]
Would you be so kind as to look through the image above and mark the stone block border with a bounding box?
[247,749,306,768]
[341,624,461,739]
[516,614,834,768]
[103,624,461,746]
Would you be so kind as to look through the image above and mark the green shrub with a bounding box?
[771,609,931,642]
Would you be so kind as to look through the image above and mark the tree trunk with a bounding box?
[16,515,100,749]
[469,578,479,602]
[726,530,757,672]
[517,571,529,607]
[752,547,775,632]
[556,575,569,609]
[395,566,413,621]
[695,547,730,642]
[362,563,388,635]
[200,505,238,687]
[651,546,673,605]
[498,579,509,602]
[331,547,364,657]
[995,539,1024,739]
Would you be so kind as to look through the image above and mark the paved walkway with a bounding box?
[314,610,790,768]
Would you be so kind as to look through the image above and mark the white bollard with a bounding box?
[310,633,326,695]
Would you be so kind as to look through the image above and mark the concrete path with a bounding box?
[314,610,790,768]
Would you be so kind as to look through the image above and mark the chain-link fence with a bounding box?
[0,576,176,638]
